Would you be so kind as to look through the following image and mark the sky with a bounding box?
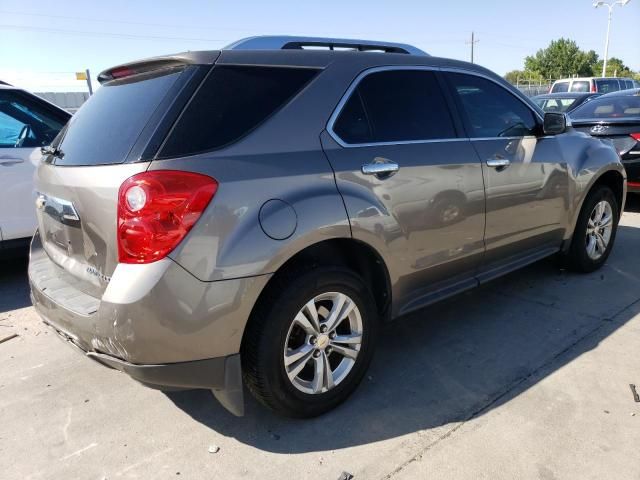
[1,0,639,92]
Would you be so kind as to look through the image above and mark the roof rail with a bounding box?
[224,36,428,56]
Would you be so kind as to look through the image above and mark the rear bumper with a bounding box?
[42,318,245,415]
[28,233,271,416]
[623,159,640,193]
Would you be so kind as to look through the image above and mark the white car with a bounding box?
[0,84,70,255]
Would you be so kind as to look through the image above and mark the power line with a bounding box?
[0,24,231,43]
[0,10,252,32]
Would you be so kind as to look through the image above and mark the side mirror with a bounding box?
[543,112,568,135]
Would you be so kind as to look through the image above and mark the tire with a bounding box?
[242,266,378,418]
[565,184,619,273]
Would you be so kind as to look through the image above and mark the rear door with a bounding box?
[0,89,68,241]
[444,71,569,282]
[321,67,485,313]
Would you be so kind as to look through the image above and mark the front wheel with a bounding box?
[242,267,378,418]
[565,185,619,273]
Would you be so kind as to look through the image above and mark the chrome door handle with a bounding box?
[486,158,510,169]
[0,157,24,166]
[361,159,399,178]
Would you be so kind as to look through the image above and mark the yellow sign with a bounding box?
[75,72,87,81]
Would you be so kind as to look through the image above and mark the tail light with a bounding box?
[117,171,218,264]
[591,83,597,93]
[631,133,640,141]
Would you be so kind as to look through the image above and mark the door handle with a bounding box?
[486,157,510,169]
[0,157,24,166]
[361,159,399,178]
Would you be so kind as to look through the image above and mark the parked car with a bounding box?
[29,36,625,418]
[532,92,600,113]
[570,88,640,193]
[0,85,70,256]
[550,77,639,94]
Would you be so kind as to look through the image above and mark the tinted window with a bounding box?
[0,90,67,148]
[570,81,590,92]
[56,69,182,165]
[333,70,456,144]
[551,82,570,93]
[159,66,317,157]
[571,96,640,119]
[447,73,537,138]
[595,79,621,94]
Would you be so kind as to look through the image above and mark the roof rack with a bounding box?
[224,36,428,56]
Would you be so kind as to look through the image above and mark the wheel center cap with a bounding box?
[316,334,330,349]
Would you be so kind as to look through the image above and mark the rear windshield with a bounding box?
[570,81,590,92]
[534,97,578,113]
[595,79,621,94]
[551,82,569,93]
[55,69,182,166]
[571,96,640,119]
[158,65,318,158]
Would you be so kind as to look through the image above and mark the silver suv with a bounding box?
[29,36,626,418]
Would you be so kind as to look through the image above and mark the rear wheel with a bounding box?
[565,185,619,272]
[242,267,378,418]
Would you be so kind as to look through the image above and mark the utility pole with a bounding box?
[594,0,631,77]
[75,69,93,95]
[466,31,480,63]
[85,69,93,95]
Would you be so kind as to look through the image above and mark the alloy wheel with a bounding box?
[283,292,363,394]
[585,200,613,261]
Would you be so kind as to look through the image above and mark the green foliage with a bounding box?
[524,38,599,78]
[593,57,634,77]
[504,70,546,84]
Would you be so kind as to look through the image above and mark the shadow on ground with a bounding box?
[0,257,30,314]
[625,193,640,213]
[167,223,640,453]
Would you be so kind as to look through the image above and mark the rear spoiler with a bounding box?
[98,51,220,84]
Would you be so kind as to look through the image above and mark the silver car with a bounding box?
[29,36,626,418]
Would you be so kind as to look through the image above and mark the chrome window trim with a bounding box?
[326,65,544,149]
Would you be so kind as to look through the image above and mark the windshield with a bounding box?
[55,69,183,166]
[571,96,640,120]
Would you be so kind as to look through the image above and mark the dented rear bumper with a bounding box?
[28,233,271,416]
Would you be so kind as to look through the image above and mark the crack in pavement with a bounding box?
[379,293,640,480]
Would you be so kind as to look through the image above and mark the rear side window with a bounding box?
[332,69,456,144]
[159,66,318,158]
[595,79,621,94]
[551,82,569,93]
[570,81,590,92]
[56,69,183,165]
[447,73,537,138]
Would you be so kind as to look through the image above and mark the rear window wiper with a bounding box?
[41,145,65,159]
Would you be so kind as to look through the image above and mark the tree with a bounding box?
[593,57,634,77]
[504,70,546,84]
[524,38,598,79]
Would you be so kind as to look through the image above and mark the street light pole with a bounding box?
[594,0,631,77]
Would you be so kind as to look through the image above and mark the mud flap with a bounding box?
[212,354,245,416]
